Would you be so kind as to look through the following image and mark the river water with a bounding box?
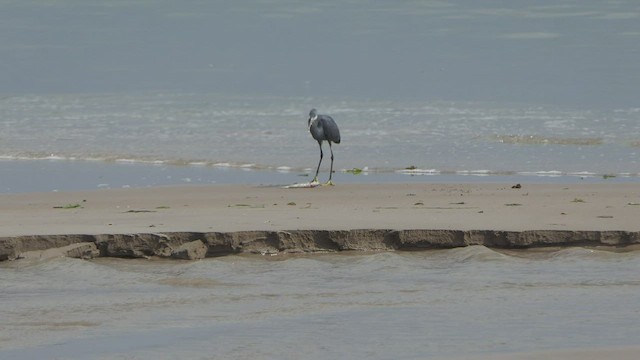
[1,93,639,193]
[1,93,639,176]
[2,247,639,359]
[2,1,640,192]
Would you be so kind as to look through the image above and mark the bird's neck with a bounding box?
[308,115,318,129]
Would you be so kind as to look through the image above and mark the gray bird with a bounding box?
[308,108,341,185]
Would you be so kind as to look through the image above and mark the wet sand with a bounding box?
[2,183,639,236]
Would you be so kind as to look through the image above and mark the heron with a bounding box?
[308,108,341,185]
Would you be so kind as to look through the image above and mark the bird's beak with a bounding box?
[307,117,311,128]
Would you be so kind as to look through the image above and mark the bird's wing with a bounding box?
[320,115,341,144]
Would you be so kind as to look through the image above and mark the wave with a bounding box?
[488,134,604,145]
[444,246,511,262]
[0,153,273,170]
[395,167,639,178]
[2,154,639,180]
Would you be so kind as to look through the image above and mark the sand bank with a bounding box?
[2,183,639,260]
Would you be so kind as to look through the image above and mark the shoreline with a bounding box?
[2,158,640,194]
[4,229,639,262]
[2,183,640,261]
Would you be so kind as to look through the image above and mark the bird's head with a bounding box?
[308,108,318,128]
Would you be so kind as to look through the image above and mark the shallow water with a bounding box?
[2,157,638,193]
[2,247,639,359]
[1,94,639,178]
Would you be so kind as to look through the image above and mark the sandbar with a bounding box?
[1,183,639,259]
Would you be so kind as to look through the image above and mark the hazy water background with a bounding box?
[2,2,640,359]
[2,248,640,359]
[1,1,640,192]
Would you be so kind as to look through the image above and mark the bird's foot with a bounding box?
[310,177,320,185]
[324,180,335,186]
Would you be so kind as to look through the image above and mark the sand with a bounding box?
[1,183,640,259]
[2,183,640,235]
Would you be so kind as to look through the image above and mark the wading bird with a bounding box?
[308,108,341,185]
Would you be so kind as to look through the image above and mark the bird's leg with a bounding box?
[312,142,323,184]
[325,142,335,186]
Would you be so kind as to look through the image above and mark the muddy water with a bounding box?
[2,247,639,359]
